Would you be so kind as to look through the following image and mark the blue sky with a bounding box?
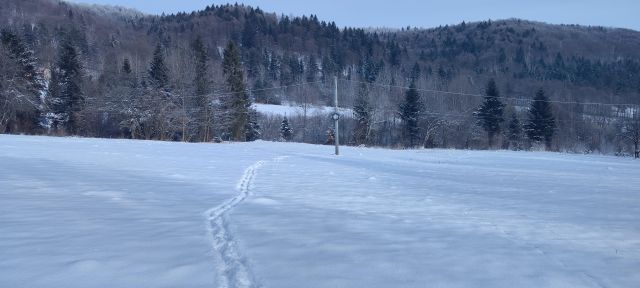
[69,0,639,31]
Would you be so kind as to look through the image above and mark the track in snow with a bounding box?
[205,160,266,288]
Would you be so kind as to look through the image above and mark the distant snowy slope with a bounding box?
[254,103,353,118]
[1,135,640,288]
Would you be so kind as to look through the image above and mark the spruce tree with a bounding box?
[116,60,142,139]
[192,36,211,142]
[525,88,556,149]
[507,112,522,150]
[0,29,43,131]
[353,82,373,145]
[56,38,84,134]
[222,41,252,141]
[410,62,421,82]
[144,43,174,140]
[280,116,293,141]
[149,43,169,90]
[306,55,319,82]
[245,108,261,142]
[361,58,381,83]
[0,30,41,90]
[475,79,505,148]
[400,81,422,148]
[241,11,258,49]
[122,58,132,74]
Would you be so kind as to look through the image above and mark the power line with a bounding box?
[210,80,327,97]
[364,107,604,125]
[341,79,640,108]
[41,80,329,104]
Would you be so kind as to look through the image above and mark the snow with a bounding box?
[1,135,640,287]
[254,103,353,118]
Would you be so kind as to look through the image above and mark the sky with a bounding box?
[69,0,640,31]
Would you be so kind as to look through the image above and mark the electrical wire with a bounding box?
[340,78,640,108]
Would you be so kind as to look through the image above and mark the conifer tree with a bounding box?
[116,60,142,139]
[149,44,169,89]
[353,83,373,145]
[192,36,211,142]
[0,30,41,90]
[222,41,253,141]
[400,81,422,148]
[122,58,132,74]
[475,79,505,148]
[245,108,261,142]
[306,55,319,82]
[280,116,293,141]
[241,10,258,49]
[361,58,381,83]
[0,29,43,131]
[525,88,556,149]
[55,38,84,134]
[144,43,174,140]
[410,62,421,82]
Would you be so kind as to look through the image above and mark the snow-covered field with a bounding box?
[1,135,639,288]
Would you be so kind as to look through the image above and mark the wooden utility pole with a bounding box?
[334,76,340,155]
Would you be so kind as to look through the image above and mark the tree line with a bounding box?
[1,0,639,157]
[1,28,258,143]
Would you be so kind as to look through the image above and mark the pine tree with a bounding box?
[515,46,526,64]
[241,10,258,49]
[321,54,336,80]
[145,43,174,140]
[280,116,293,141]
[525,88,555,149]
[149,43,169,89]
[56,38,84,134]
[361,58,380,83]
[507,112,522,150]
[116,62,142,140]
[222,41,252,141]
[245,108,261,142]
[306,55,319,82]
[122,58,132,74]
[0,29,43,131]
[410,62,421,82]
[353,82,373,145]
[475,79,505,148]
[192,36,211,142]
[0,30,41,90]
[400,81,422,148]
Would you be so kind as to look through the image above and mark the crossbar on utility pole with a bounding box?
[334,76,340,156]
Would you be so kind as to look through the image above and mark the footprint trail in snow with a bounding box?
[204,156,288,288]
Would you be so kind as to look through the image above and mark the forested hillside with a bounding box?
[1,0,639,155]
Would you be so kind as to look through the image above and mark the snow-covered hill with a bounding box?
[254,103,354,118]
[1,135,639,287]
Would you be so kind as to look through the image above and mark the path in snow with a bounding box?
[205,160,267,288]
